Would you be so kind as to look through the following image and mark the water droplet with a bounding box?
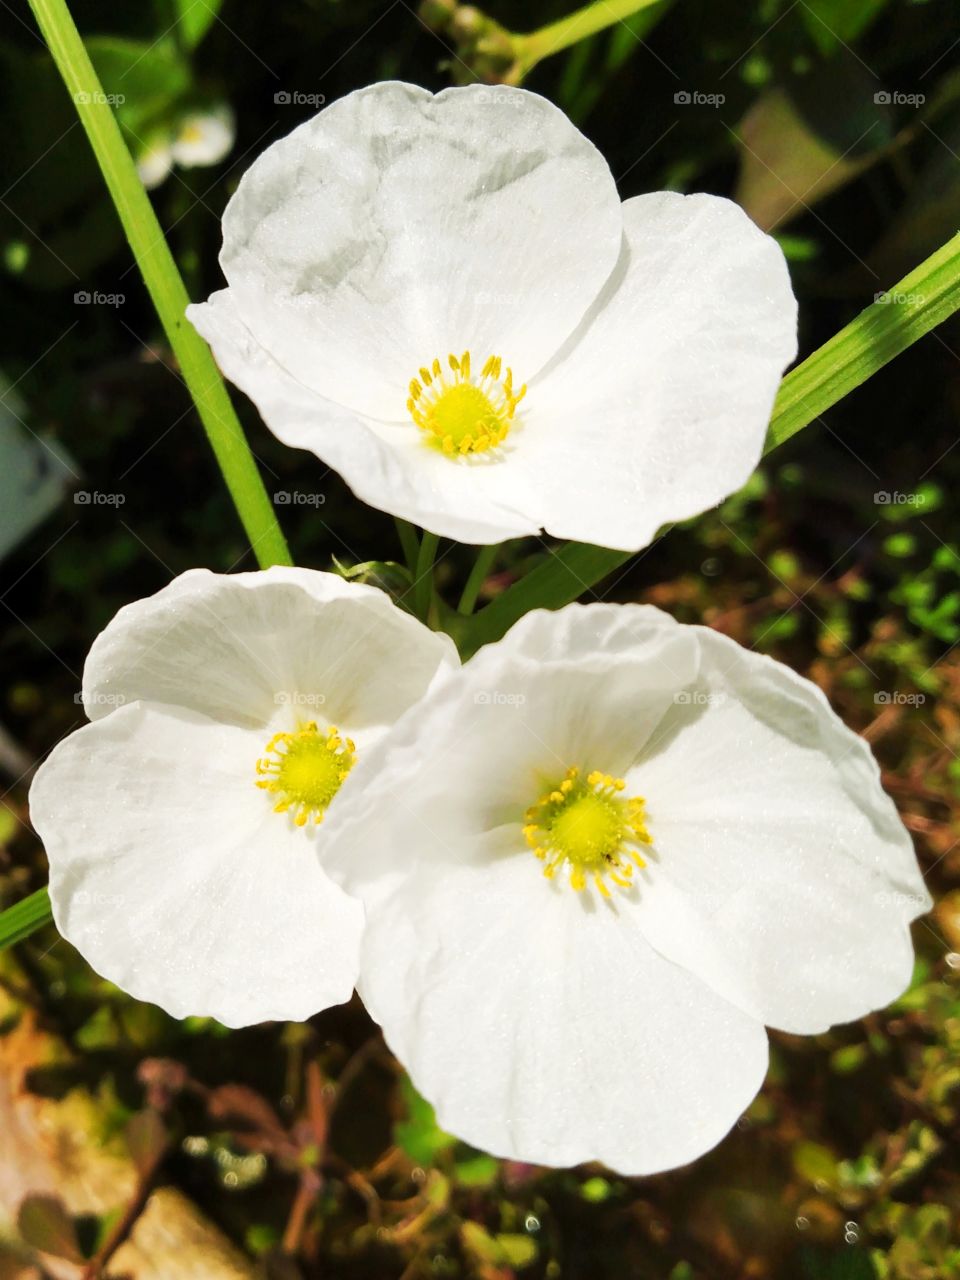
[411,1166,426,1183]
[525,1214,540,1233]
[795,1216,809,1231]
[223,1171,239,1188]
[701,557,722,577]
[946,952,960,969]
[844,1220,860,1244]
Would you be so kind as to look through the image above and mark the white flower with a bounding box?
[322,604,930,1175]
[29,567,457,1028]
[170,105,236,169]
[136,106,235,190]
[187,82,797,549]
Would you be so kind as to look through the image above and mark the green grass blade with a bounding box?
[465,232,960,654]
[0,888,53,951]
[768,231,960,449]
[27,0,292,570]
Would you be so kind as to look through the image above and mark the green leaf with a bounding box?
[17,1194,84,1263]
[394,1075,456,1166]
[126,1108,169,1176]
[735,63,891,231]
[800,0,889,54]
[793,1140,840,1188]
[454,1150,500,1187]
[0,887,53,951]
[496,1233,538,1268]
[884,532,917,558]
[464,230,960,655]
[86,35,191,139]
[173,0,223,49]
[830,1042,870,1074]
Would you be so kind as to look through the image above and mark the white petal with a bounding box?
[514,193,798,549]
[629,626,931,1034]
[81,565,458,737]
[188,292,542,544]
[30,702,362,1027]
[354,830,767,1175]
[211,81,622,420]
[323,603,700,889]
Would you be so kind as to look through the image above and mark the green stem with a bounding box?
[0,888,53,950]
[458,544,500,616]
[515,0,665,78]
[395,518,421,576]
[28,0,292,570]
[464,231,960,655]
[414,532,440,623]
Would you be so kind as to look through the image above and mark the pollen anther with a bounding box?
[523,766,652,898]
[255,721,355,828]
[406,349,526,457]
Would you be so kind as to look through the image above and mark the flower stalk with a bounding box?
[419,0,665,84]
[458,544,500,615]
[512,0,668,80]
[414,532,441,623]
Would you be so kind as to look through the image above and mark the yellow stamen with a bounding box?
[406,349,526,457]
[255,721,355,828]
[522,766,653,899]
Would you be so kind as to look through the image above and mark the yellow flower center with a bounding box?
[523,768,652,898]
[406,351,526,457]
[255,722,355,827]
